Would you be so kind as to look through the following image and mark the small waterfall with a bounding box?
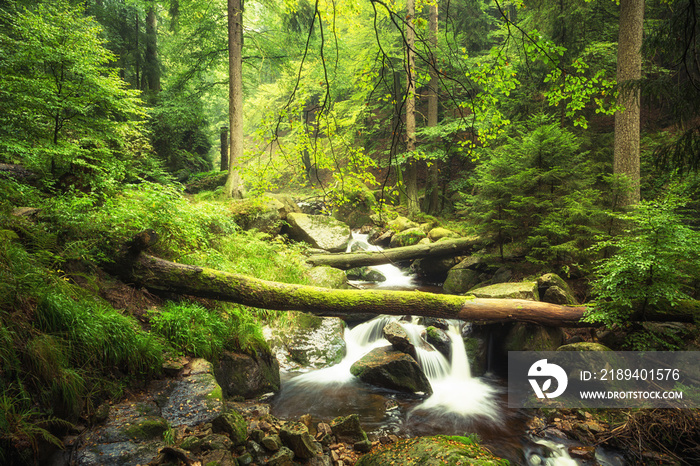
[346,233,416,288]
[526,439,579,466]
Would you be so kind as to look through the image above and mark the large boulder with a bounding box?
[423,326,451,360]
[214,348,280,399]
[286,213,352,252]
[279,421,322,459]
[427,227,460,241]
[331,179,377,229]
[272,315,347,369]
[443,268,480,294]
[388,216,419,232]
[538,273,578,305]
[350,346,432,395]
[355,436,507,466]
[469,281,539,301]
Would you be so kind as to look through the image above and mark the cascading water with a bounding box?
[271,232,588,465]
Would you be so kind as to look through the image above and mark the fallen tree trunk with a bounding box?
[126,253,589,326]
[306,237,479,269]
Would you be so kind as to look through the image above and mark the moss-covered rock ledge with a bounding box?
[356,436,509,466]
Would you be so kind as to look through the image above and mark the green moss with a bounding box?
[356,436,508,466]
[124,418,169,440]
[206,385,223,402]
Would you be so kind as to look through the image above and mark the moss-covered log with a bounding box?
[127,254,589,326]
[306,237,479,269]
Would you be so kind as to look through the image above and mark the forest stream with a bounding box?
[270,234,623,466]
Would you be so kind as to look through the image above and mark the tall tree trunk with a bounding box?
[225,0,244,198]
[424,2,440,214]
[404,0,419,215]
[614,0,644,205]
[144,4,160,94]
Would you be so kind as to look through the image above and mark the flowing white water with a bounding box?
[526,439,579,466]
[346,233,416,288]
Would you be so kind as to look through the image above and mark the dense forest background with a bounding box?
[2,0,700,464]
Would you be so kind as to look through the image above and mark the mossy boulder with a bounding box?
[423,326,451,360]
[279,316,347,369]
[346,266,387,282]
[355,436,508,466]
[308,266,350,289]
[184,170,228,194]
[557,342,613,351]
[428,227,460,241]
[279,421,322,459]
[332,179,377,229]
[350,346,432,395]
[388,216,419,232]
[538,273,577,305]
[286,212,352,252]
[503,323,564,352]
[213,348,280,399]
[161,359,224,427]
[470,281,539,301]
[330,414,368,444]
[212,409,248,446]
[123,417,168,441]
[443,268,481,295]
[382,321,416,359]
[389,227,427,248]
[230,193,300,235]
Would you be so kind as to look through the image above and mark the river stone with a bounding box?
[286,212,351,252]
[214,349,280,399]
[330,414,368,444]
[267,446,296,466]
[428,227,460,241]
[389,227,427,248]
[75,440,162,466]
[388,216,419,232]
[423,326,451,360]
[350,346,432,395]
[308,265,350,289]
[262,434,283,451]
[212,408,248,445]
[369,229,393,247]
[538,273,576,297]
[355,435,507,466]
[279,421,323,459]
[411,256,459,281]
[504,323,564,352]
[271,315,347,369]
[382,321,417,359]
[469,281,539,301]
[201,449,237,466]
[557,342,613,351]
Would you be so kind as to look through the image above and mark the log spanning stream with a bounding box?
[270,234,592,466]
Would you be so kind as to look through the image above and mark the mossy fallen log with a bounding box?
[126,253,589,326]
[306,237,479,269]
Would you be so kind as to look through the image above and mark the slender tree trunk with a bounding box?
[424,2,440,214]
[614,0,644,205]
[144,4,160,94]
[134,10,140,89]
[404,0,419,214]
[220,126,229,172]
[225,0,244,198]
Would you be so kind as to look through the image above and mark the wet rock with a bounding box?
[389,227,427,248]
[470,281,540,301]
[346,266,387,282]
[270,315,346,370]
[569,445,596,460]
[162,359,224,427]
[355,436,506,466]
[411,257,459,282]
[350,346,432,395]
[382,321,417,359]
[308,266,350,289]
[423,326,451,360]
[212,408,248,445]
[354,439,373,452]
[369,229,393,247]
[538,273,577,303]
[76,440,162,466]
[279,421,323,459]
[443,268,480,294]
[214,349,280,399]
[181,433,232,452]
[285,212,352,252]
[329,414,368,444]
